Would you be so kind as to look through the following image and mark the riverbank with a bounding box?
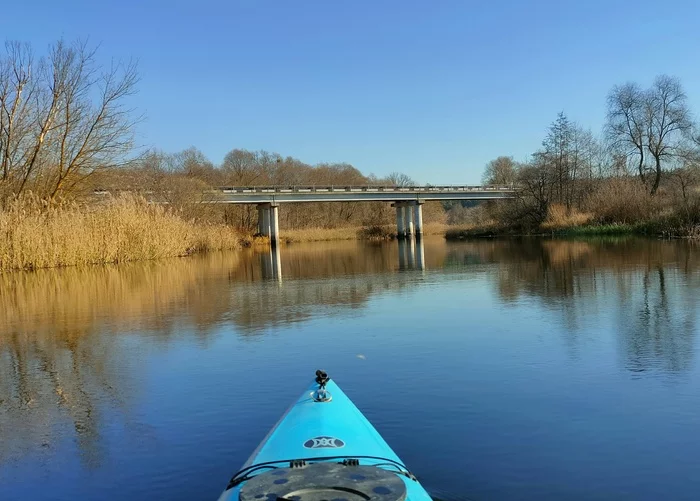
[0,195,240,272]
[445,201,700,240]
[279,222,449,243]
[445,221,700,240]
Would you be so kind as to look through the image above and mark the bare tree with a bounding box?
[482,156,517,186]
[386,172,414,187]
[0,42,36,190]
[608,153,631,177]
[606,83,647,183]
[512,158,553,227]
[0,39,139,200]
[606,76,692,194]
[645,75,692,194]
[670,165,700,204]
[167,146,217,184]
[221,149,262,185]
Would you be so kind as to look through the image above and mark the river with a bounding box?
[1,237,699,501]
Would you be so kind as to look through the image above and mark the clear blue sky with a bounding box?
[3,0,699,183]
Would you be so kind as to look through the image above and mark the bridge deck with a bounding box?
[200,185,515,203]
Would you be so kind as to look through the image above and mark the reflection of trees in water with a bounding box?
[0,243,424,467]
[2,238,696,343]
[0,255,245,469]
[464,238,699,374]
[619,266,696,374]
[1,237,698,468]
[0,253,239,340]
[1,243,441,341]
[0,329,129,469]
[226,274,413,334]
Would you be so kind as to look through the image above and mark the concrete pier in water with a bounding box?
[256,203,280,246]
[391,201,423,240]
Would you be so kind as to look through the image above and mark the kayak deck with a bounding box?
[218,374,432,500]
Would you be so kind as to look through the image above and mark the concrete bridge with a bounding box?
[201,184,515,245]
[96,184,515,245]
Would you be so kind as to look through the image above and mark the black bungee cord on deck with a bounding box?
[226,455,417,490]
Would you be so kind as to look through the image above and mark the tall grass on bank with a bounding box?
[553,224,635,236]
[281,227,362,243]
[541,204,593,230]
[0,194,239,271]
[444,226,501,240]
[280,222,451,243]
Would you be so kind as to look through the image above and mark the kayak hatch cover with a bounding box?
[217,370,433,501]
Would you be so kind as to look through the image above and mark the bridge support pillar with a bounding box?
[257,205,266,235]
[257,204,271,237]
[393,203,405,239]
[404,203,414,236]
[413,201,424,239]
[256,203,280,246]
[270,204,280,247]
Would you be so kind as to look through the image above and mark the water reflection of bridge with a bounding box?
[260,238,426,281]
[397,238,425,271]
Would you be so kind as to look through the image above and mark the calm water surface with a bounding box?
[1,237,699,501]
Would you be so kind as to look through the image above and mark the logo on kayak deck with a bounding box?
[303,436,345,449]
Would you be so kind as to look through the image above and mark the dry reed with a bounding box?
[585,178,660,224]
[541,204,593,230]
[419,222,451,236]
[0,194,240,271]
[281,227,362,243]
[280,222,452,243]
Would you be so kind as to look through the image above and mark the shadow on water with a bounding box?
[0,236,698,498]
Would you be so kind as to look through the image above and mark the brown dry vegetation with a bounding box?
[584,178,661,224]
[449,175,700,239]
[281,227,365,243]
[281,221,449,244]
[541,204,593,230]
[0,194,240,271]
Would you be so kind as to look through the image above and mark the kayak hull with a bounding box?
[218,379,432,500]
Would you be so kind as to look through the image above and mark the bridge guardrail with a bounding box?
[92,185,517,197]
[215,185,515,194]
